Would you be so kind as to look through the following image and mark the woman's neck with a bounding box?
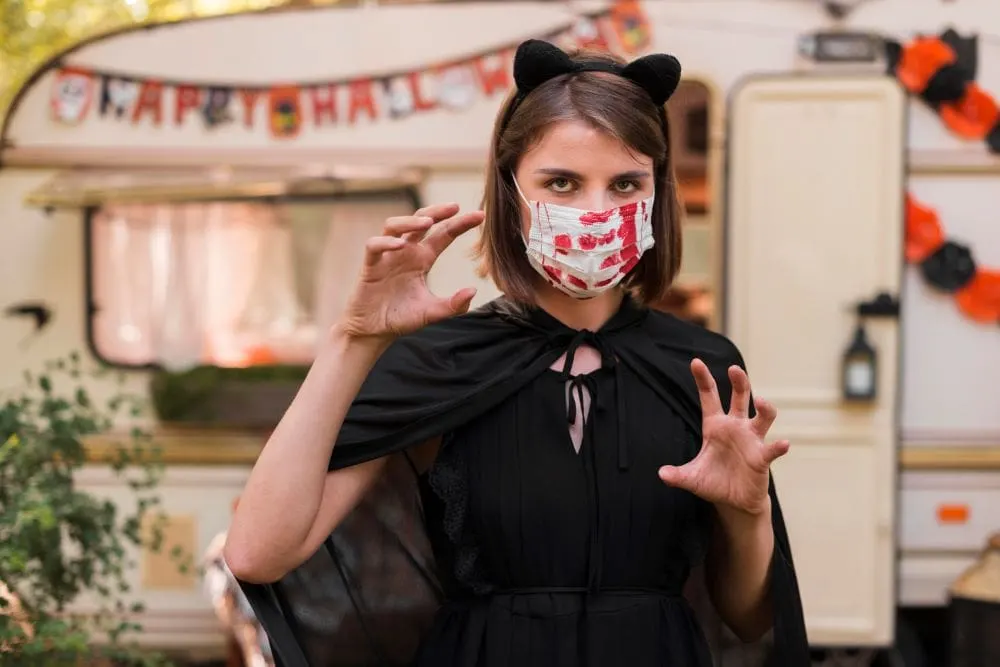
[533,285,625,332]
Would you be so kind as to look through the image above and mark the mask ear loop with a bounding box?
[510,173,531,206]
[509,172,535,248]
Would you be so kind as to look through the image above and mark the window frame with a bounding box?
[82,187,422,370]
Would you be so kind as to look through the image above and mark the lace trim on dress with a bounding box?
[425,433,494,595]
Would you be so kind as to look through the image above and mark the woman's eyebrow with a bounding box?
[534,168,583,179]
[533,168,652,179]
[611,170,652,180]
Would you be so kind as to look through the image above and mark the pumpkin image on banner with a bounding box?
[610,0,651,54]
[269,86,302,139]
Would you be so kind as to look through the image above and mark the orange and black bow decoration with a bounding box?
[886,32,1000,149]
[906,195,1000,324]
[885,32,1000,325]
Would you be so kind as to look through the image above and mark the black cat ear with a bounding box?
[511,39,683,108]
[621,53,682,106]
[513,39,578,94]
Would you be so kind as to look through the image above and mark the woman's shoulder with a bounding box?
[400,297,525,339]
[381,297,528,361]
[641,308,747,368]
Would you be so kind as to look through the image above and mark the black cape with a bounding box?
[236,296,809,667]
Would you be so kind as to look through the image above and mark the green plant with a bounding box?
[150,363,307,424]
[0,352,187,665]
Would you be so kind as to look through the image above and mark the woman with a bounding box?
[224,39,809,667]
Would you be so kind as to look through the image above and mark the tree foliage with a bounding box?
[0,352,188,665]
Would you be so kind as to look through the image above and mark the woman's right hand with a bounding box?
[338,202,485,341]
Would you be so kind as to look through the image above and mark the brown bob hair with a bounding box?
[474,47,684,306]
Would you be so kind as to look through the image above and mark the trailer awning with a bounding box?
[23,164,425,208]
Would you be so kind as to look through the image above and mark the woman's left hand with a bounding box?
[658,358,789,517]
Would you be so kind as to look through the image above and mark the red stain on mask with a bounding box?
[619,255,640,275]
[597,229,618,245]
[578,229,618,250]
[599,244,639,270]
[579,209,614,225]
[616,203,638,245]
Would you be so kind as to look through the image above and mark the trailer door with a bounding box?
[725,74,906,646]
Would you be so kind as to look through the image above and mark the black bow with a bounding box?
[513,38,682,106]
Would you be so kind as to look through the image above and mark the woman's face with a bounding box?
[514,119,655,238]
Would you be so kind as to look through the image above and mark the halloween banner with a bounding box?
[49,4,650,140]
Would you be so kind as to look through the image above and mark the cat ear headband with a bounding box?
[503,38,682,128]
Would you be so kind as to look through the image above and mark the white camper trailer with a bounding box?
[1,1,998,664]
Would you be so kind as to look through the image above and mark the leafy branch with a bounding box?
[0,352,192,665]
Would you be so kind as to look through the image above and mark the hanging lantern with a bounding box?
[842,321,877,402]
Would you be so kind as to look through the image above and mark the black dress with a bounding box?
[414,361,715,667]
[236,296,809,667]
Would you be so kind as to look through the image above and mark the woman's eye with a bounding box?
[546,178,574,193]
[613,180,640,193]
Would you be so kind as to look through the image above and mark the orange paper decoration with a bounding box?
[939,82,1000,140]
[904,195,945,263]
[954,270,1000,323]
[895,35,1000,327]
[896,37,956,94]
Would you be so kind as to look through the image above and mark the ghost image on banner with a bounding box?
[474,52,513,97]
[203,87,234,128]
[100,76,139,119]
[50,68,94,124]
[572,18,609,51]
[435,66,477,111]
[382,76,416,119]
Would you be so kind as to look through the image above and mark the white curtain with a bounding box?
[91,196,413,369]
[313,198,415,347]
[93,202,282,369]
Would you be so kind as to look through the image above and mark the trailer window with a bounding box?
[85,191,418,369]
